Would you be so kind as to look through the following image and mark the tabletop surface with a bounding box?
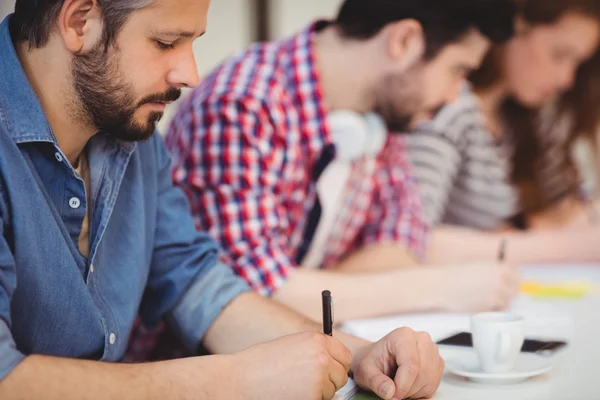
[342,264,600,400]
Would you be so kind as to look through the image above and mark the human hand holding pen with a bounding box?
[233,331,352,400]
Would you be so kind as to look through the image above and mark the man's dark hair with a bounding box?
[334,0,516,59]
[11,0,153,49]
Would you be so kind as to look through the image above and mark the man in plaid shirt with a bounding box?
[164,0,520,322]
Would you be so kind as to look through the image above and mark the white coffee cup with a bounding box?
[471,312,525,373]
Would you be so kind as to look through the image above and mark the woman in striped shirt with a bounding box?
[406,0,600,264]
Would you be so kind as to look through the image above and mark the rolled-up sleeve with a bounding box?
[169,261,249,351]
[140,135,250,353]
[0,320,24,381]
[0,212,26,381]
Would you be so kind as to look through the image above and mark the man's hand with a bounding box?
[351,328,444,399]
[441,263,520,312]
[231,332,352,400]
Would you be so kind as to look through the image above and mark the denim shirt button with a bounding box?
[69,197,81,209]
[109,333,116,345]
[54,152,63,163]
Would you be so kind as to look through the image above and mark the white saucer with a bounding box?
[445,352,553,384]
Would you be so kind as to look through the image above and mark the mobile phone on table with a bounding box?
[437,332,567,355]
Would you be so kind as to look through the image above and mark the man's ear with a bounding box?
[513,15,530,36]
[57,0,103,53]
[384,19,426,70]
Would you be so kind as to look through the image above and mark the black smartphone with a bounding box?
[437,332,567,355]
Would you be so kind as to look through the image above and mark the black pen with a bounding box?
[498,238,507,262]
[322,290,333,336]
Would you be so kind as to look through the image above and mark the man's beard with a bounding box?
[373,68,443,133]
[70,41,181,142]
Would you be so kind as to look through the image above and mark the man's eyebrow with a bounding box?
[152,30,206,39]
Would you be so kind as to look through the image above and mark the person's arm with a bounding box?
[274,259,520,321]
[425,224,600,265]
[334,243,418,273]
[0,354,236,399]
[141,134,251,353]
[273,268,445,321]
[203,291,356,352]
[527,196,598,230]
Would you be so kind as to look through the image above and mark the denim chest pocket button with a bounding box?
[69,197,81,209]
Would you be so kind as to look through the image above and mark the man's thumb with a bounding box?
[355,362,396,400]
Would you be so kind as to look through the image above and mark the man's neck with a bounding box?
[313,26,379,114]
[16,40,95,165]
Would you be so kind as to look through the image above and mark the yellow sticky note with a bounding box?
[520,281,595,298]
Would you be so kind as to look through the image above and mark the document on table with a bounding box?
[342,313,470,343]
[333,379,358,400]
[341,296,574,343]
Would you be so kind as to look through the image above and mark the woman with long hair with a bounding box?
[406,0,600,264]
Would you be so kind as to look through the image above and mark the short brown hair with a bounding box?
[11,0,153,49]
[334,0,516,60]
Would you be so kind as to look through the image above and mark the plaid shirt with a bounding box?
[164,21,427,296]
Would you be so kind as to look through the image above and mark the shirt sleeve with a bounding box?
[404,126,463,228]
[359,136,428,259]
[141,134,250,352]
[0,201,26,380]
[165,96,296,297]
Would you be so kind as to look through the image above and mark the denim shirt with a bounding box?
[0,15,249,380]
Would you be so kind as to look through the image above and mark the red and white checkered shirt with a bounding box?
[165,22,427,296]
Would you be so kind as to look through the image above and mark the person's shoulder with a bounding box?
[185,40,291,114]
[417,85,484,144]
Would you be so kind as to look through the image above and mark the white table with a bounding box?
[342,264,600,400]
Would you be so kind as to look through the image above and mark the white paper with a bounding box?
[333,379,358,400]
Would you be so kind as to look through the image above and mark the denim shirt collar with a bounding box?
[0,15,56,145]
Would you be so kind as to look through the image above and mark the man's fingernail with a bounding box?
[379,382,391,397]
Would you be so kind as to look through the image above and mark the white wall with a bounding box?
[270,0,343,38]
[0,0,15,20]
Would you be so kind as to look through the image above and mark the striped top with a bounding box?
[405,86,575,230]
